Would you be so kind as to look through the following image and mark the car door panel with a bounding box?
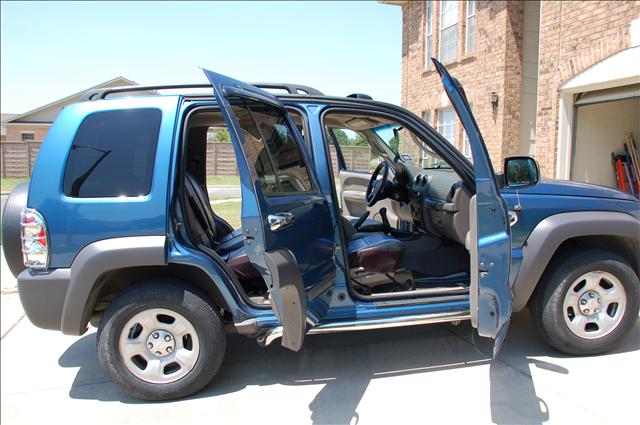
[203,69,336,351]
[433,59,512,355]
[340,170,370,218]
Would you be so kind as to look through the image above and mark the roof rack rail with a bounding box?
[347,93,373,100]
[81,82,324,101]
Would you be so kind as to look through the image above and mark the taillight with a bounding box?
[21,208,49,269]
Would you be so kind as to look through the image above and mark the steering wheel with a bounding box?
[366,161,390,207]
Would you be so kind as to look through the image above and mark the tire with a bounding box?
[97,280,226,400]
[1,182,29,278]
[531,248,640,355]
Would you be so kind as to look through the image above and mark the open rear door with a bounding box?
[202,69,336,351]
[433,59,512,356]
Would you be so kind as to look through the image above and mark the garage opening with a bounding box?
[570,83,640,191]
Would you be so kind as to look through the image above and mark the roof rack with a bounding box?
[347,93,373,100]
[81,82,324,101]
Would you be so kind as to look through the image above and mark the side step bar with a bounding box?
[257,310,470,347]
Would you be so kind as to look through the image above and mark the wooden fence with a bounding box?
[1,142,372,179]
[1,142,41,178]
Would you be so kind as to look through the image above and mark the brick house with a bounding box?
[2,77,137,143]
[383,1,640,189]
[1,77,138,178]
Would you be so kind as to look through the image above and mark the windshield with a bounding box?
[371,123,450,169]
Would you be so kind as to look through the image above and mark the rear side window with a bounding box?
[63,109,162,197]
[230,100,312,195]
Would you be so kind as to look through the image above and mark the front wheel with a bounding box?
[531,249,639,355]
[97,281,226,400]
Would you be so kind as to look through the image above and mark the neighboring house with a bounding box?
[383,1,640,189]
[0,77,141,178]
[3,77,138,143]
[1,114,18,141]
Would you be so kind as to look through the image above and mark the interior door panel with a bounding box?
[338,169,405,227]
[339,170,370,219]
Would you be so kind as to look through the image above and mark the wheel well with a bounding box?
[528,234,639,307]
[86,264,232,328]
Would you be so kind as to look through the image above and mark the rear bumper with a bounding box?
[18,268,71,332]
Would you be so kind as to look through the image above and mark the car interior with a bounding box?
[178,108,472,307]
[323,112,471,299]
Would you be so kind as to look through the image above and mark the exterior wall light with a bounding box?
[490,91,499,109]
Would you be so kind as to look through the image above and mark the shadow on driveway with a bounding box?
[58,311,639,424]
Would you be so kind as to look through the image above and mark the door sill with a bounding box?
[258,310,471,347]
[364,285,468,300]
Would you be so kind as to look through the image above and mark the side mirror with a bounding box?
[504,156,540,188]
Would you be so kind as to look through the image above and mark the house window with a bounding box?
[425,1,433,68]
[462,131,472,159]
[437,107,456,145]
[465,0,476,54]
[21,132,35,142]
[423,110,431,125]
[462,103,473,159]
[439,0,459,62]
[422,111,432,167]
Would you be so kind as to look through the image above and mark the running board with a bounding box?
[365,285,468,300]
[257,310,470,347]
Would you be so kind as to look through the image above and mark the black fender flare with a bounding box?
[61,236,167,334]
[511,211,640,312]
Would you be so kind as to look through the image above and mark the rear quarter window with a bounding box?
[63,109,162,197]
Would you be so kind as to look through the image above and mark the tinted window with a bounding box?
[230,100,312,195]
[63,109,162,197]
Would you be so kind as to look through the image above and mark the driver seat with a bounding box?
[342,218,405,274]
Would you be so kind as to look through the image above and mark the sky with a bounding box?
[0,1,402,114]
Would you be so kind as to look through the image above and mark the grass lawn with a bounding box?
[1,178,28,193]
[1,176,238,192]
[206,175,240,186]
[210,199,241,229]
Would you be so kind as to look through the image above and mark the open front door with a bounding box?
[433,59,512,356]
[203,69,336,352]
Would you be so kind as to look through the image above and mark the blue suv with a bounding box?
[3,60,639,400]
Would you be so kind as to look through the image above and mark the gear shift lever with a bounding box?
[353,210,370,230]
[379,207,391,229]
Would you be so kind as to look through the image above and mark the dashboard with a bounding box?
[393,161,471,244]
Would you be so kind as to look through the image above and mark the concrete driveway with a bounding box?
[1,252,638,424]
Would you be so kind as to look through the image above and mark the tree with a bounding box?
[332,129,369,147]
[208,128,231,143]
[389,135,400,153]
[352,134,369,147]
[332,129,350,146]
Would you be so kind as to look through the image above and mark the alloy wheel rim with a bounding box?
[118,308,200,384]
[562,271,626,339]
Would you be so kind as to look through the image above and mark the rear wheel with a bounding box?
[1,182,29,278]
[97,281,225,400]
[531,249,639,355]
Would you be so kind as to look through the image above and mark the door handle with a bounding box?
[268,212,295,231]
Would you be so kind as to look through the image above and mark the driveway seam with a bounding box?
[1,313,25,340]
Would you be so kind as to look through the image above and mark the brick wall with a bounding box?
[4,125,50,142]
[400,0,524,168]
[535,1,640,176]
